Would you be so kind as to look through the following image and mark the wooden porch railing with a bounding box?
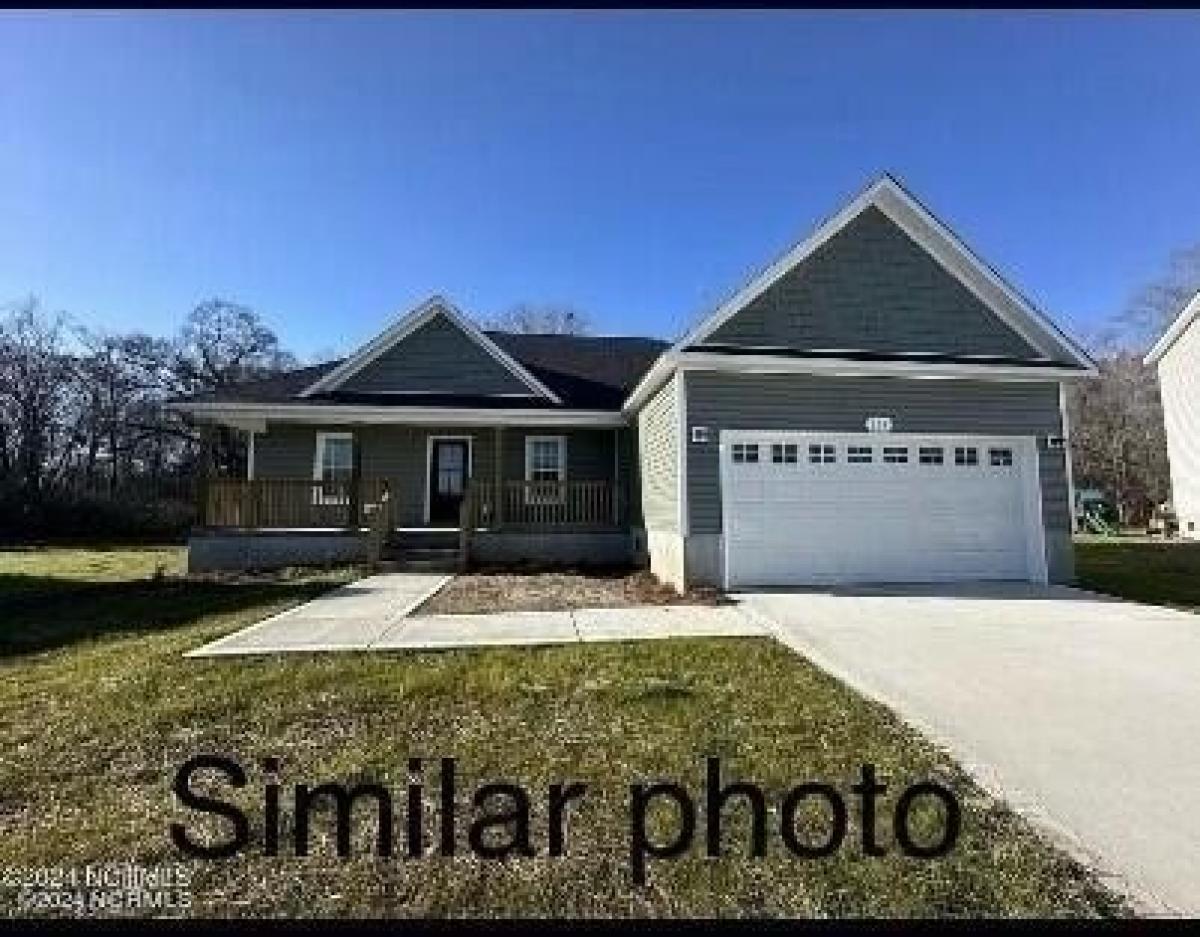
[202,478,389,530]
[202,477,622,532]
[463,479,621,530]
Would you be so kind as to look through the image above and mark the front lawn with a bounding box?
[1074,537,1200,612]
[0,546,1125,918]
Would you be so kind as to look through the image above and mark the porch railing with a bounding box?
[462,479,621,530]
[202,478,389,530]
[200,477,623,531]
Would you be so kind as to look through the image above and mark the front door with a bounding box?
[429,439,470,524]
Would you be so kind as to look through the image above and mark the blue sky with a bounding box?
[3,11,1199,360]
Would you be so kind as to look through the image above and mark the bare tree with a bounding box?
[0,298,76,500]
[486,303,591,335]
[173,298,297,392]
[1066,244,1200,525]
[1107,243,1200,353]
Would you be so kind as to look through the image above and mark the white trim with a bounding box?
[523,434,567,506]
[719,432,731,592]
[347,389,540,398]
[424,434,474,525]
[676,370,689,537]
[312,431,354,482]
[674,353,1093,381]
[298,296,562,404]
[313,431,354,506]
[1145,289,1200,365]
[247,430,256,481]
[674,175,1096,373]
[524,434,567,481]
[1024,436,1051,584]
[1058,382,1078,534]
[168,401,625,428]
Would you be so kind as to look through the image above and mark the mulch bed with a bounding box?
[416,565,726,615]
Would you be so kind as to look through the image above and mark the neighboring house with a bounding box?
[1145,289,1200,540]
[170,174,1097,589]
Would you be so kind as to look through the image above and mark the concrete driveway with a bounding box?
[740,582,1200,915]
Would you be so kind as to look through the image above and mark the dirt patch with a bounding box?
[415,565,725,615]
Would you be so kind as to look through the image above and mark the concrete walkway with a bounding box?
[187,573,766,657]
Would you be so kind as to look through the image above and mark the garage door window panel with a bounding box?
[848,446,874,464]
[808,444,836,464]
[883,446,909,464]
[955,446,979,467]
[919,446,945,465]
[771,443,799,464]
[732,443,760,464]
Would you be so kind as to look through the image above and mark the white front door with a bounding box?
[721,431,1046,588]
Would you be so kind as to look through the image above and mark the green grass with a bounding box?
[0,546,1126,918]
[1075,538,1200,612]
[0,544,184,602]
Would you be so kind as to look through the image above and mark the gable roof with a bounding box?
[171,331,667,413]
[300,296,563,403]
[675,174,1097,372]
[1145,289,1200,365]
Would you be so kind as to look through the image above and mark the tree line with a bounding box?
[0,297,296,540]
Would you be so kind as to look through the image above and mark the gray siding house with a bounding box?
[172,175,1097,588]
[1146,290,1200,539]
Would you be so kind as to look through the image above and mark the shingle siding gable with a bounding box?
[706,206,1045,360]
[338,314,532,396]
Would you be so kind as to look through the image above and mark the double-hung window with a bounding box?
[525,435,566,504]
[313,432,354,504]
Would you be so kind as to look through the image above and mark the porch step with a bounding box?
[379,544,461,573]
[390,530,460,550]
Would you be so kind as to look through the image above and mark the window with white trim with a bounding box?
[847,445,873,464]
[313,432,354,504]
[732,443,759,464]
[883,446,909,464]
[808,444,836,464]
[918,446,944,465]
[989,447,1014,467]
[771,443,798,464]
[954,446,979,467]
[524,436,566,503]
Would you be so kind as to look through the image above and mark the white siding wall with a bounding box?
[1159,319,1200,538]
[637,374,684,588]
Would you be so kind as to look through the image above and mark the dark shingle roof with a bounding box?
[175,332,668,412]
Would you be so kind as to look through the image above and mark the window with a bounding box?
[883,446,909,464]
[955,446,979,466]
[525,435,566,504]
[732,443,759,464]
[989,447,1014,467]
[847,446,873,464]
[313,432,354,504]
[919,446,944,465]
[771,443,798,464]
[808,444,836,464]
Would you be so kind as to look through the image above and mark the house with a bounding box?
[170,175,1098,589]
[1145,289,1200,540]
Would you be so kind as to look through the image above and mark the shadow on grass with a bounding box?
[0,575,339,659]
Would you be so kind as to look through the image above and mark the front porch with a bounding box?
[189,423,639,572]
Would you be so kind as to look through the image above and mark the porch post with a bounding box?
[612,427,621,527]
[493,425,504,529]
[347,430,362,530]
[195,422,214,527]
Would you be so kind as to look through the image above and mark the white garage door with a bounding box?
[721,431,1046,587]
